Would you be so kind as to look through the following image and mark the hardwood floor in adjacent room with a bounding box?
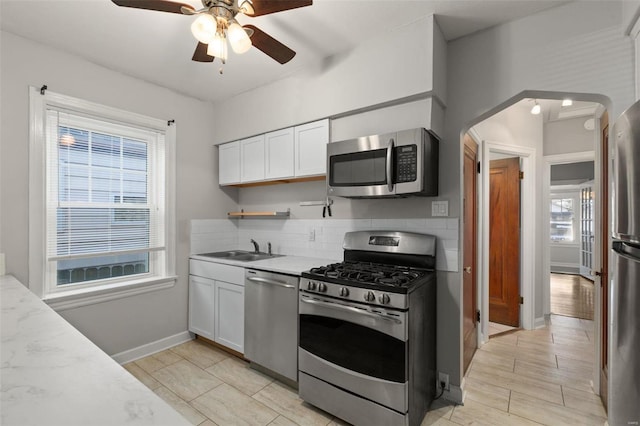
[424,314,605,426]
[550,273,595,320]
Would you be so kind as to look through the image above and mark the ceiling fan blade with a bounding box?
[111,0,196,14]
[244,0,312,17]
[244,25,295,64]
[192,42,215,62]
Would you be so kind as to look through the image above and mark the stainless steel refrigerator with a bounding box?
[610,99,640,425]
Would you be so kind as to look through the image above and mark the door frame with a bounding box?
[478,140,536,342]
[542,150,596,315]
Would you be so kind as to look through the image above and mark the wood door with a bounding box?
[463,134,478,374]
[600,111,609,410]
[489,157,521,327]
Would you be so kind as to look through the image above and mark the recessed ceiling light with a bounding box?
[562,99,573,107]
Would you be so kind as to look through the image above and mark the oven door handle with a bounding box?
[300,297,402,324]
[386,138,395,193]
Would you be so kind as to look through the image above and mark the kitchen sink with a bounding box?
[198,250,284,262]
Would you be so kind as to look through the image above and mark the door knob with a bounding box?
[464,266,472,274]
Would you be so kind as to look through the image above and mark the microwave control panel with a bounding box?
[395,145,418,183]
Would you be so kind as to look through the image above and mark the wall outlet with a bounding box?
[438,372,450,391]
[308,229,316,242]
[431,200,449,217]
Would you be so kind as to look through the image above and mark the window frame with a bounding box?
[29,88,176,310]
[549,190,580,246]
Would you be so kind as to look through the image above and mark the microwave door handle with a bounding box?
[387,138,395,192]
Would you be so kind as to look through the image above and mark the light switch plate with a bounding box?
[432,201,449,217]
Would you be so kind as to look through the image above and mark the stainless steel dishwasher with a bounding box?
[244,269,299,383]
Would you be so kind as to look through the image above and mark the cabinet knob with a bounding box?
[464,266,472,274]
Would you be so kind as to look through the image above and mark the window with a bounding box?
[30,88,176,306]
[550,196,577,243]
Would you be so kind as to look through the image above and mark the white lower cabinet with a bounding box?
[188,275,215,340]
[214,281,244,353]
[188,260,245,353]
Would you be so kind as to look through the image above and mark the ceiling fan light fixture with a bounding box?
[228,21,252,54]
[239,0,255,16]
[531,100,541,115]
[191,14,217,44]
[207,31,228,63]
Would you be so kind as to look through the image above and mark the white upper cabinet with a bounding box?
[265,128,295,180]
[294,119,329,177]
[218,141,241,185]
[240,134,265,183]
[218,119,329,186]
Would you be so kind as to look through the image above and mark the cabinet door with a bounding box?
[240,135,265,183]
[218,141,241,186]
[265,128,295,180]
[188,275,215,340]
[215,281,244,353]
[294,119,329,177]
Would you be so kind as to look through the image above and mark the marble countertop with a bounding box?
[0,275,190,426]
[189,254,340,276]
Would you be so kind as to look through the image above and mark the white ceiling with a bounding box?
[0,0,570,104]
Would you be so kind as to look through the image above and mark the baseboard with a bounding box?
[535,315,548,329]
[111,330,193,365]
[443,380,464,405]
[550,262,580,274]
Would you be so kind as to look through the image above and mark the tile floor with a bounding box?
[124,339,345,426]
[124,314,606,426]
[425,314,606,426]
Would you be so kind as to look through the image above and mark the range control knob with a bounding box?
[378,294,391,305]
[307,281,317,291]
[364,291,376,302]
[339,287,350,297]
[318,283,327,293]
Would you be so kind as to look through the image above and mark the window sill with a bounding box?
[43,275,177,311]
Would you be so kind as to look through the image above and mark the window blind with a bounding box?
[45,109,166,262]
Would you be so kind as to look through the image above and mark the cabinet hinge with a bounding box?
[519,171,524,180]
[476,309,481,322]
[519,296,524,304]
[477,161,481,174]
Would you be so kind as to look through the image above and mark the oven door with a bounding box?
[298,292,408,413]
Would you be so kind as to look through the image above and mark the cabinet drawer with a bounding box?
[189,260,244,285]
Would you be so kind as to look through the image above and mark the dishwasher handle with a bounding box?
[247,276,296,289]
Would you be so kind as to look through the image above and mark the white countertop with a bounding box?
[189,253,340,276]
[0,275,190,426]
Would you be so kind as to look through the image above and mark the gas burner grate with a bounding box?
[307,261,427,288]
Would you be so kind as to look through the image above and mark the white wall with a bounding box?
[447,0,634,388]
[209,15,446,144]
[0,32,238,355]
[544,116,596,155]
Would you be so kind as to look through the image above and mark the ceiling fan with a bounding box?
[111,0,312,66]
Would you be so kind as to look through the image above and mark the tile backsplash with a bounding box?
[190,218,459,272]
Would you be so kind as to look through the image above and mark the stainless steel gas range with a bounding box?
[298,230,437,426]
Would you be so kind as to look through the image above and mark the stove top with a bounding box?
[301,260,434,295]
[307,261,429,288]
[301,230,437,303]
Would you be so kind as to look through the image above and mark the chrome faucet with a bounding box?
[250,239,260,253]
[267,242,272,256]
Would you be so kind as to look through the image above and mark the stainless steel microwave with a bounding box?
[327,128,439,198]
